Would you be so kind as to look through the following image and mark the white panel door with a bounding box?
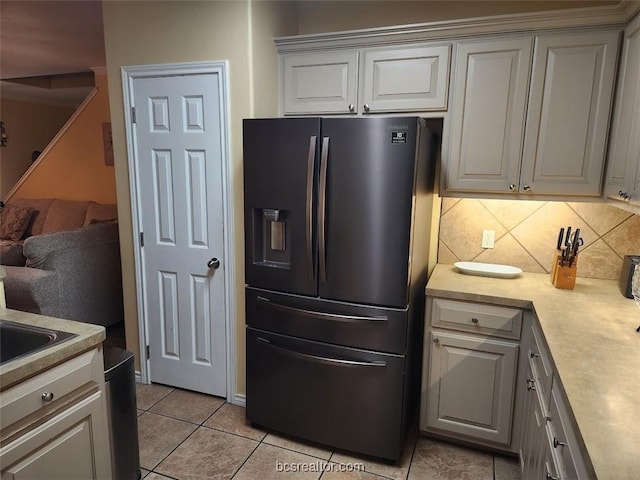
[282,51,359,115]
[361,44,450,112]
[521,30,619,195]
[133,73,226,396]
[445,37,533,193]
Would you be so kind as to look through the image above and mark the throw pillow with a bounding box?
[0,204,34,241]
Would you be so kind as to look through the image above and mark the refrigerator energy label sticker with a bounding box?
[391,132,407,144]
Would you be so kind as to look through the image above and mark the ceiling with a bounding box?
[0,0,105,106]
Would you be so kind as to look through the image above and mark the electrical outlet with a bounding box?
[482,229,495,249]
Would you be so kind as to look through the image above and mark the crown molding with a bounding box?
[276,1,640,52]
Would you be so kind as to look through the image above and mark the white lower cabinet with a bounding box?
[421,297,522,449]
[0,348,112,480]
[425,330,518,446]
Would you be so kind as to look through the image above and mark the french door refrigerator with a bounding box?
[243,116,437,461]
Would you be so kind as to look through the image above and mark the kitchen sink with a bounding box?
[0,320,77,365]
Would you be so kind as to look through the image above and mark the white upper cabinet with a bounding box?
[281,44,451,115]
[444,29,619,196]
[521,30,619,196]
[361,45,450,112]
[605,13,640,204]
[445,37,533,193]
[282,51,359,115]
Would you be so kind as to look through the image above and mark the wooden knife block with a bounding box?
[551,253,578,290]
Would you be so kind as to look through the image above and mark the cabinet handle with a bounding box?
[546,473,559,480]
[530,351,539,358]
[433,337,440,344]
[553,437,567,448]
[526,378,536,391]
[523,185,532,192]
[363,104,370,113]
[348,104,355,113]
[618,190,631,200]
[41,392,55,403]
[509,184,516,191]
[471,317,479,324]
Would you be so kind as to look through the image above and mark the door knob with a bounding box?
[207,257,220,269]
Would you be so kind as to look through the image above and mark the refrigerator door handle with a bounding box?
[318,136,330,283]
[256,295,388,323]
[306,136,317,281]
[256,337,387,368]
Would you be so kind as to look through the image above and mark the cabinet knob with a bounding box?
[526,378,536,391]
[471,317,479,324]
[509,184,516,191]
[530,351,539,359]
[348,104,355,113]
[433,337,440,344]
[363,104,370,113]
[523,185,532,192]
[41,392,55,403]
[546,473,559,480]
[553,437,567,448]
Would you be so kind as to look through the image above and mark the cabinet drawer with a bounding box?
[431,298,523,339]
[0,349,102,431]
[247,327,405,461]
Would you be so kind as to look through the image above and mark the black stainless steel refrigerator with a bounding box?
[243,116,437,461]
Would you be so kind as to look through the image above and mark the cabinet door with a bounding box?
[282,51,358,115]
[605,14,640,202]
[445,37,532,193]
[426,331,518,446]
[361,45,450,112]
[521,31,619,196]
[1,391,112,480]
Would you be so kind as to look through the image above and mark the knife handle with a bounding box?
[556,227,565,251]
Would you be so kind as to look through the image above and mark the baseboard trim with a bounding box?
[233,393,246,407]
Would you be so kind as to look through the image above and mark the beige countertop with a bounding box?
[0,308,105,391]
[426,264,640,480]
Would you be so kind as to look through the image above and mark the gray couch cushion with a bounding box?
[12,198,55,237]
[3,266,59,316]
[19,221,123,326]
[83,202,118,226]
[41,199,89,235]
[0,240,26,266]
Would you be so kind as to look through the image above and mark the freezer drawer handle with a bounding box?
[306,136,317,281]
[256,337,387,368]
[256,296,388,323]
[318,136,330,283]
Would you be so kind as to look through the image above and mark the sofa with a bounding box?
[0,199,124,327]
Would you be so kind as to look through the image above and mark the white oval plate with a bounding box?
[454,261,523,279]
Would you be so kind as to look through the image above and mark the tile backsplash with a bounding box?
[438,198,640,280]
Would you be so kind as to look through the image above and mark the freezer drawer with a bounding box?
[246,287,409,354]
[246,327,406,461]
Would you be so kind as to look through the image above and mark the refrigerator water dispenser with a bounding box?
[252,208,290,268]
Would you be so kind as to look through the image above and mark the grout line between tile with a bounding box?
[229,437,263,479]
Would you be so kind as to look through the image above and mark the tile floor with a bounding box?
[135,383,521,480]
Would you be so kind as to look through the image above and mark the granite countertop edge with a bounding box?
[0,308,106,391]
